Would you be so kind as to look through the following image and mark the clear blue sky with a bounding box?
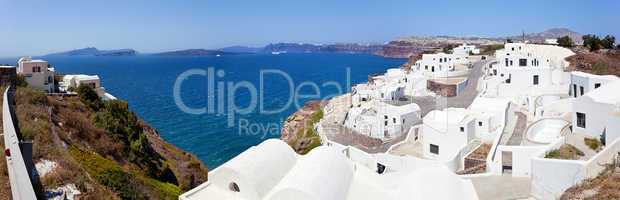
[0,0,618,57]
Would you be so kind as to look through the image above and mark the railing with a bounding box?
[3,86,38,200]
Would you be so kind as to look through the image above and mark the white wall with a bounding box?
[572,97,613,139]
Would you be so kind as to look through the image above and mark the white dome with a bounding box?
[209,139,297,200]
[266,146,354,200]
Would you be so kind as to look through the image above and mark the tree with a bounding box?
[11,74,28,87]
[557,36,573,47]
[76,84,103,111]
[601,35,616,49]
[582,34,602,52]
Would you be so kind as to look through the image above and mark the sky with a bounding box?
[0,0,618,57]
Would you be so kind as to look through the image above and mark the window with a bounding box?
[510,60,513,66]
[393,118,396,123]
[229,182,240,192]
[32,66,41,72]
[430,144,439,154]
[576,112,586,128]
[384,121,388,126]
[402,119,405,123]
[533,75,539,85]
[425,65,428,70]
[580,86,584,96]
[479,121,483,126]
[595,83,601,89]
[505,58,509,67]
[460,127,465,132]
[573,84,577,98]
[384,115,388,119]
[519,59,527,66]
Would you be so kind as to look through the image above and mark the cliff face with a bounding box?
[374,41,428,58]
[12,87,208,199]
[280,100,325,154]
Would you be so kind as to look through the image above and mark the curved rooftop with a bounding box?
[266,146,354,200]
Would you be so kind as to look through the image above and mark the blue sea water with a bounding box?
[0,53,404,168]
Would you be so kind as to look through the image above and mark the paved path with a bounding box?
[468,175,532,200]
[507,112,527,146]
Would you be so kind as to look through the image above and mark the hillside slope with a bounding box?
[10,86,208,199]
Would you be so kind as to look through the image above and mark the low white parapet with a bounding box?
[3,87,37,200]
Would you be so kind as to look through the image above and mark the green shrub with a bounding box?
[557,36,574,47]
[592,61,609,75]
[76,85,102,111]
[12,75,28,87]
[96,169,146,200]
[92,100,176,184]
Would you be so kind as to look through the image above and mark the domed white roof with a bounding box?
[266,146,354,200]
[209,139,298,199]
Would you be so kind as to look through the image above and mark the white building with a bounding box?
[483,43,574,97]
[467,97,511,141]
[17,57,56,92]
[413,53,470,76]
[344,100,421,139]
[351,68,409,107]
[572,79,620,143]
[422,108,476,162]
[452,43,480,56]
[60,74,117,100]
[569,71,618,98]
[544,38,558,45]
[180,139,479,200]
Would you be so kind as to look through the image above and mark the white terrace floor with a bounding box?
[466,175,532,200]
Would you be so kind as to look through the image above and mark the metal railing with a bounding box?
[3,86,38,200]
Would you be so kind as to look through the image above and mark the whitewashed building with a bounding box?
[569,71,618,98]
[422,108,476,162]
[452,43,480,56]
[17,57,56,92]
[572,79,620,143]
[344,100,421,139]
[60,74,117,100]
[483,43,574,97]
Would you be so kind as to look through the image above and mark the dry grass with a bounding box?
[562,167,620,200]
[584,138,603,152]
[0,86,11,200]
[545,144,585,160]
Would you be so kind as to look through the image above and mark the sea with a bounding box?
[0,53,405,168]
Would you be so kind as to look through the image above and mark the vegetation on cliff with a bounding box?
[11,85,208,199]
[280,100,324,154]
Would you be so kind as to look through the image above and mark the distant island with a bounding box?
[46,28,583,58]
[46,47,138,56]
[152,49,244,56]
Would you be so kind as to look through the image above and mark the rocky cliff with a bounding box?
[279,100,325,155]
[9,86,208,200]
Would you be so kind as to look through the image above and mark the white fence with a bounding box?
[3,86,38,200]
[531,137,620,199]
